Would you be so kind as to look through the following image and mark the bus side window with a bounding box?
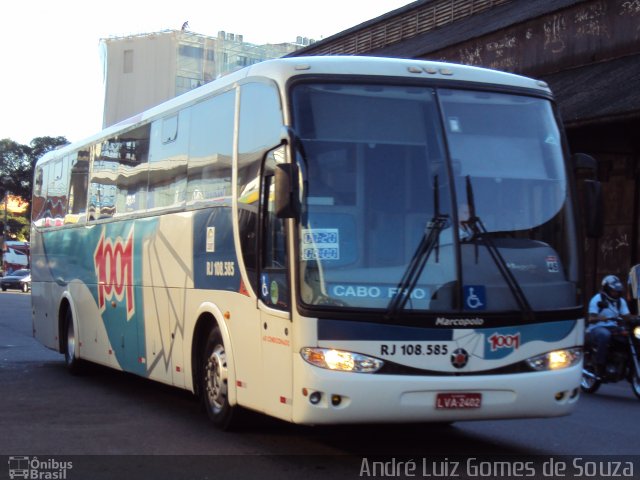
[114,124,150,215]
[32,164,48,227]
[89,149,117,220]
[66,150,89,224]
[44,157,69,226]
[187,90,235,205]
[88,125,150,220]
[148,112,188,210]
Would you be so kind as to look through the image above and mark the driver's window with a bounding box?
[260,146,289,309]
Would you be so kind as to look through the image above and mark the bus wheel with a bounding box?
[201,326,236,429]
[64,309,83,375]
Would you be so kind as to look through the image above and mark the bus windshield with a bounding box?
[291,82,579,314]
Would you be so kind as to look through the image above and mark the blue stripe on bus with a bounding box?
[318,319,454,341]
[318,319,578,361]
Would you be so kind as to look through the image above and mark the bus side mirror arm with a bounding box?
[275,163,300,219]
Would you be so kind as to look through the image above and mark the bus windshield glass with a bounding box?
[291,82,578,314]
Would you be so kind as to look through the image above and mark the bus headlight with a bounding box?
[525,348,582,371]
[633,326,640,340]
[301,347,384,373]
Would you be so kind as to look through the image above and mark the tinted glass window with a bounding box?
[237,82,283,293]
[66,149,90,223]
[187,90,235,206]
[32,164,47,226]
[47,156,69,225]
[89,124,150,220]
[88,143,117,220]
[238,82,282,192]
[148,112,188,210]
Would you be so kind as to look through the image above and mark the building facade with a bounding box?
[101,29,304,127]
[290,0,640,300]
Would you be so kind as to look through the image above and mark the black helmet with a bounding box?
[601,275,623,298]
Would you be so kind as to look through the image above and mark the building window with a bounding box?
[123,50,133,74]
[179,45,203,59]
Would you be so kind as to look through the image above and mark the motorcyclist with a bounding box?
[587,275,631,377]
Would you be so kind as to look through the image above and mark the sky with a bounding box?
[0,0,414,146]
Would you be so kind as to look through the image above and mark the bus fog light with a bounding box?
[309,391,322,404]
[300,347,384,373]
[331,394,342,406]
[525,348,582,371]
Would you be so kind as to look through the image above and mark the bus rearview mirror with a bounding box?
[275,163,300,219]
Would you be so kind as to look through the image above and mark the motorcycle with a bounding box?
[581,317,640,399]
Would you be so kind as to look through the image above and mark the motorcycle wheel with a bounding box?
[580,359,602,393]
[580,374,602,393]
[631,370,640,400]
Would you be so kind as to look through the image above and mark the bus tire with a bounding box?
[201,326,236,429]
[63,309,84,375]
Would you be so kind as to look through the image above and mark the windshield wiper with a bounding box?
[386,176,449,321]
[463,176,534,320]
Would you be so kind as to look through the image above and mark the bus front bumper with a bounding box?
[291,357,581,425]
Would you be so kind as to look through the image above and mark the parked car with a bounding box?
[1,269,31,292]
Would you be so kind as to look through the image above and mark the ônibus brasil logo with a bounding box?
[94,227,135,320]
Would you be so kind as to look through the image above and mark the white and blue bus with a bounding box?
[32,56,591,429]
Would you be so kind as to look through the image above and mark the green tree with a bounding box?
[0,136,69,240]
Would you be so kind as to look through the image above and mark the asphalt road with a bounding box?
[1,292,639,479]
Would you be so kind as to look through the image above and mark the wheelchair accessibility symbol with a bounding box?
[464,285,486,310]
[261,274,270,298]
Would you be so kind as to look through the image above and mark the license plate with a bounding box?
[435,392,482,409]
